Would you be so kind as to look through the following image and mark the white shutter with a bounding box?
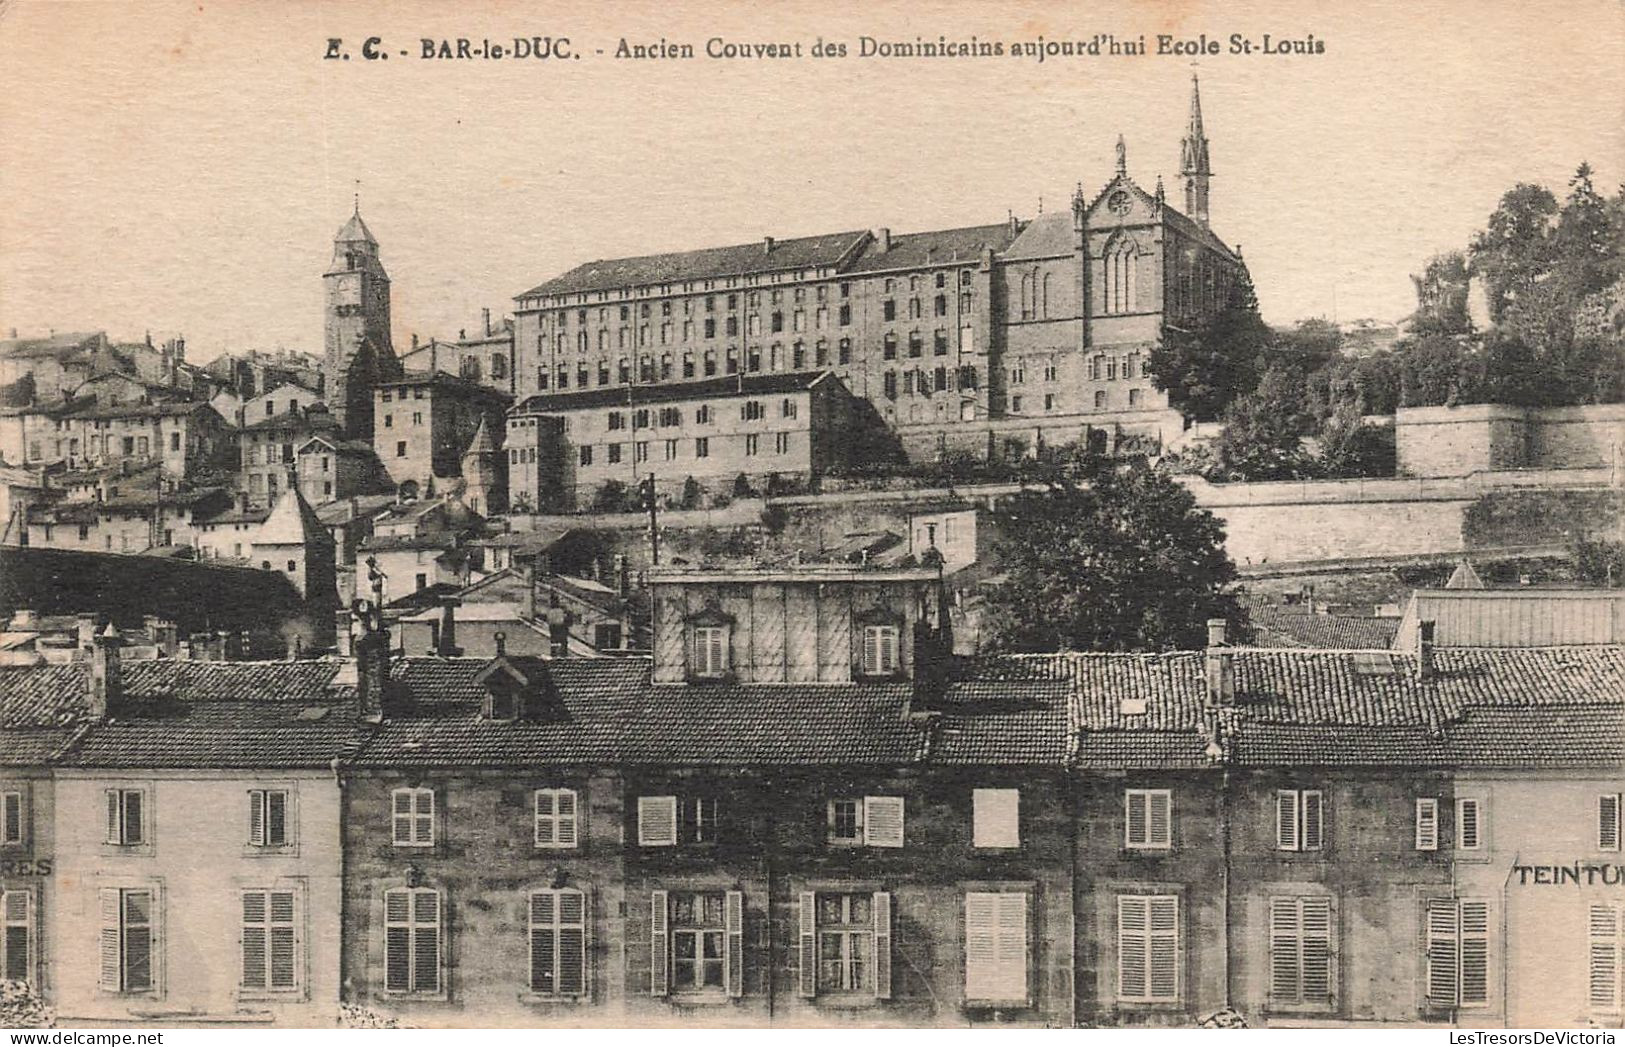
[864,796,905,848]
[391,789,412,846]
[414,789,435,847]
[0,792,20,845]
[1415,799,1439,851]
[798,892,817,997]
[964,892,998,1001]
[1117,895,1148,1001]
[873,891,893,1000]
[384,889,411,992]
[266,791,288,847]
[1269,897,1300,1001]
[106,790,121,845]
[412,891,440,994]
[1276,791,1299,851]
[269,891,297,990]
[993,893,1028,1002]
[724,890,744,998]
[1426,899,1460,1006]
[557,889,586,998]
[638,796,678,846]
[1125,791,1147,848]
[1301,791,1324,852]
[242,890,268,989]
[1300,896,1333,1003]
[99,887,122,990]
[862,628,880,675]
[556,789,577,848]
[1600,794,1621,852]
[972,789,1020,849]
[1149,791,1172,848]
[2,889,30,983]
[1457,798,1482,851]
[1148,896,1178,1001]
[649,890,669,996]
[248,791,265,846]
[1589,904,1623,1013]
[1459,900,1489,1006]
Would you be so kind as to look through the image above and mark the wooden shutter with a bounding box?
[529,891,554,994]
[1117,895,1148,1001]
[99,887,122,990]
[1600,794,1621,852]
[1148,895,1178,1001]
[412,890,440,993]
[965,892,999,1000]
[994,893,1028,1002]
[123,889,154,992]
[106,790,120,844]
[1276,791,1299,851]
[384,889,411,992]
[1,890,27,983]
[266,791,287,847]
[649,890,669,996]
[249,791,265,846]
[864,796,904,848]
[862,628,881,674]
[1459,900,1488,1005]
[1415,799,1439,851]
[724,889,744,998]
[873,891,893,1000]
[1125,791,1147,848]
[1425,899,1459,1006]
[414,790,435,847]
[1589,904,1622,1013]
[638,796,677,846]
[1149,791,1171,848]
[1300,896,1333,1003]
[242,890,268,989]
[1301,791,1324,852]
[534,791,554,847]
[124,791,143,846]
[556,790,578,848]
[1457,798,1481,850]
[269,891,297,990]
[558,889,586,998]
[391,790,412,846]
[797,891,817,997]
[1269,897,1300,1001]
[1,792,20,845]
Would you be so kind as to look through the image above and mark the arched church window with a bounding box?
[1106,239,1138,315]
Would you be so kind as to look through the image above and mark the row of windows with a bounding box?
[534,272,972,327]
[575,431,796,468]
[534,339,859,390]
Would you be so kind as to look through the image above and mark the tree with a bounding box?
[1468,183,1558,324]
[1212,365,1316,481]
[1572,536,1625,588]
[731,473,756,499]
[1409,252,1473,336]
[982,464,1241,652]
[592,479,627,513]
[1317,404,1396,478]
[1147,264,1271,420]
[679,475,702,510]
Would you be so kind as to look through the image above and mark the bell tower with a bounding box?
[1179,75,1212,226]
[323,203,398,438]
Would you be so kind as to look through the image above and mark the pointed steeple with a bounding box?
[1180,75,1212,226]
[1114,134,1127,176]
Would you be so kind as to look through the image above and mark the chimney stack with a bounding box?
[1416,619,1436,680]
[547,607,569,659]
[285,633,304,661]
[436,597,462,657]
[483,309,492,337]
[763,236,775,255]
[1204,618,1234,707]
[77,613,99,652]
[89,622,123,719]
[354,610,392,721]
[875,228,891,253]
[614,553,630,598]
[522,561,537,620]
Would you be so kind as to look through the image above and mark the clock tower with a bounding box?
[324,205,400,439]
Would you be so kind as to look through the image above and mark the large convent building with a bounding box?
[511,78,1243,466]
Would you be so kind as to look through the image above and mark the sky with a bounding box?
[1,0,1621,364]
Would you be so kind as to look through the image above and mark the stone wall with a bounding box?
[1396,403,1625,478]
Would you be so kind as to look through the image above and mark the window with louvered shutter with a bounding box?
[873,892,892,1000]
[383,887,440,994]
[638,796,678,846]
[1589,904,1623,1014]
[863,796,905,848]
[1415,799,1440,851]
[0,791,21,846]
[248,790,290,848]
[973,788,1020,849]
[692,626,728,678]
[1269,896,1334,1007]
[798,892,817,997]
[105,788,146,846]
[1457,798,1483,851]
[1426,897,1491,1008]
[862,625,899,676]
[241,889,298,991]
[1599,794,1621,852]
[1125,790,1172,850]
[1277,790,1324,852]
[529,888,587,998]
[650,890,670,996]
[1301,791,1324,851]
[1276,791,1299,851]
[724,890,744,998]
[965,892,1027,1003]
[2,890,30,983]
[1118,894,1178,1003]
[391,788,434,848]
[535,788,579,849]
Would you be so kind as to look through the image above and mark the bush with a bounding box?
[0,980,54,1028]
[760,504,790,534]
[732,473,756,499]
[1572,537,1625,587]
[592,480,628,514]
[338,1002,404,1029]
[680,476,702,510]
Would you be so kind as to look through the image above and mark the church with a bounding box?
[323,205,403,442]
[510,77,1245,465]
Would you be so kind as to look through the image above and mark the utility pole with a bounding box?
[642,473,659,566]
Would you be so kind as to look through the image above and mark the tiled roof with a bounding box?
[59,400,215,421]
[519,231,869,299]
[930,672,1071,765]
[844,223,1019,273]
[242,407,336,432]
[1244,608,1401,650]
[512,371,832,415]
[0,663,89,727]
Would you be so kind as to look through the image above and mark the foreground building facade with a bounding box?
[0,581,1620,1028]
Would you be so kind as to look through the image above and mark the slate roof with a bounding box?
[844,223,1019,273]
[519,231,869,299]
[513,371,833,415]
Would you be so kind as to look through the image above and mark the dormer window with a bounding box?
[861,625,900,677]
[692,626,728,679]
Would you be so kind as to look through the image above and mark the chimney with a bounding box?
[459,328,466,341]
[152,619,178,657]
[763,236,775,255]
[354,612,392,721]
[436,597,462,657]
[1204,618,1234,707]
[1416,619,1436,680]
[412,333,420,350]
[211,630,229,662]
[614,553,630,598]
[89,623,123,719]
[522,561,537,620]
[334,610,355,657]
[76,613,99,651]
[285,633,304,661]
[482,308,492,337]
[874,228,891,253]
[548,607,570,658]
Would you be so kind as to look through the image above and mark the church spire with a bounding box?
[1180,75,1212,226]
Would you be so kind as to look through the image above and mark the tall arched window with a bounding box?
[1041,272,1051,319]
[1019,273,1032,320]
[1106,240,1138,315]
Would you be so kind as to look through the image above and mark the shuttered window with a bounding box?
[241,889,298,992]
[1415,798,1440,851]
[99,887,156,993]
[391,788,434,848]
[973,789,1021,849]
[1117,894,1179,1003]
[1599,794,1621,852]
[1276,790,1324,852]
[1425,898,1490,1008]
[861,626,900,676]
[1456,798,1484,851]
[692,626,728,678]
[529,888,587,998]
[2,889,30,983]
[105,788,146,846]
[248,790,290,848]
[384,888,440,995]
[638,796,678,846]
[863,796,905,848]
[534,788,579,849]
[1590,903,1624,1014]
[965,892,1028,1003]
[1269,896,1334,1007]
[661,890,742,997]
[0,791,22,846]
[799,892,888,999]
[1125,789,1172,850]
